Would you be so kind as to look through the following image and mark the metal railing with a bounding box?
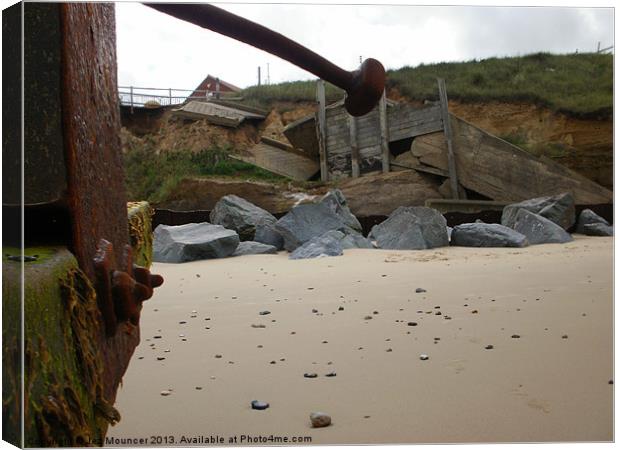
[117,86,242,109]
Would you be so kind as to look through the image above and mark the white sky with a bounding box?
[115,1,614,91]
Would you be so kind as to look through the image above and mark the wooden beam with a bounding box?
[315,79,328,181]
[348,114,360,177]
[379,90,390,173]
[438,78,459,199]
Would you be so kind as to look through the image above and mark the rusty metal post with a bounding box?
[144,3,385,116]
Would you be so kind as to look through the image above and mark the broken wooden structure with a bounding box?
[231,137,319,181]
[282,79,612,205]
[172,99,267,127]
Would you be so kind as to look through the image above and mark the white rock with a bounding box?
[310,412,332,428]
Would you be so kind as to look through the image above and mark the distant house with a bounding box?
[189,74,241,100]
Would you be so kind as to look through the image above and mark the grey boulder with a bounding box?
[582,223,613,237]
[512,209,573,245]
[340,230,375,249]
[369,206,449,250]
[153,223,240,263]
[451,223,529,248]
[502,192,575,230]
[254,222,284,250]
[275,203,349,251]
[576,209,610,234]
[319,189,362,233]
[289,231,344,260]
[210,195,277,241]
[232,241,278,256]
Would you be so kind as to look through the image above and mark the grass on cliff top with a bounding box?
[124,145,287,203]
[240,52,612,118]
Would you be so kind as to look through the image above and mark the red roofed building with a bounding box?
[189,74,242,100]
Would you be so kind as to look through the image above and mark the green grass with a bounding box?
[124,145,286,203]
[240,52,612,118]
[240,80,344,110]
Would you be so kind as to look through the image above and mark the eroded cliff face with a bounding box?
[448,101,613,189]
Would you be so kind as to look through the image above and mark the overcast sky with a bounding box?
[114,1,614,92]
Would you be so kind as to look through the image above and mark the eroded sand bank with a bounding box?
[107,236,613,445]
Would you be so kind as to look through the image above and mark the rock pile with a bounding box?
[153,190,611,263]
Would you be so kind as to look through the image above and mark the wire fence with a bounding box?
[117,86,242,108]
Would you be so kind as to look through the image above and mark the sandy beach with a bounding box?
[106,235,613,445]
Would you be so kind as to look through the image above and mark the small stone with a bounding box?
[511,334,521,339]
[485,345,494,350]
[215,354,222,358]
[304,373,318,378]
[156,357,166,361]
[153,335,162,339]
[609,380,613,385]
[179,334,185,337]
[257,345,263,348]
[373,311,379,315]
[435,311,442,316]
[310,412,331,428]
[160,390,171,396]
[471,310,479,314]
[179,321,187,324]
[322,340,328,344]
[251,400,269,410]
[419,354,429,361]
[562,334,568,339]
[270,361,276,364]
[312,309,319,313]
[364,316,373,320]
[325,372,337,377]
[195,386,202,390]
[259,311,271,315]
[338,306,344,311]
[251,324,266,328]
[386,348,393,352]
[415,288,426,293]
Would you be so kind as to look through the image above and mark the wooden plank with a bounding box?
[259,136,318,160]
[316,79,328,181]
[232,143,319,181]
[411,114,613,204]
[379,91,390,173]
[349,114,360,177]
[438,78,459,199]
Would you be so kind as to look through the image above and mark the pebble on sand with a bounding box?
[259,311,271,315]
[251,400,269,410]
[304,373,318,378]
[160,390,171,396]
[511,334,521,339]
[364,316,373,320]
[419,354,429,361]
[407,322,418,326]
[415,288,427,293]
[485,345,494,350]
[310,412,332,428]
[325,372,337,377]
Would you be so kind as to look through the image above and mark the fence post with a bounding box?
[169,88,172,105]
[379,90,390,173]
[316,79,328,182]
[437,78,460,199]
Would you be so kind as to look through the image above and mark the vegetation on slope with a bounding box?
[240,52,613,118]
[124,144,286,203]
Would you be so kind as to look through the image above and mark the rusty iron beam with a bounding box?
[144,3,385,116]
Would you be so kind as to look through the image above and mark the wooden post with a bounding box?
[315,79,328,182]
[349,114,359,178]
[438,78,459,199]
[168,88,172,105]
[129,85,134,113]
[379,90,390,173]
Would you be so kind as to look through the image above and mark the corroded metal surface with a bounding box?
[145,3,385,116]
[60,3,129,281]
[58,3,162,406]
